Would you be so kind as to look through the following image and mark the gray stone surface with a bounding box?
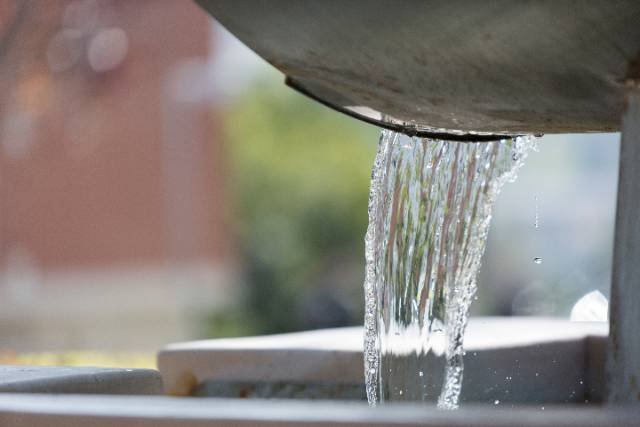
[0,394,638,427]
[158,317,607,403]
[193,380,365,400]
[0,365,162,395]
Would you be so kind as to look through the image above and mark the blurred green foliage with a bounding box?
[209,79,378,336]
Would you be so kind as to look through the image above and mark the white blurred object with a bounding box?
[87,28,129,72]
[570,290,608,322]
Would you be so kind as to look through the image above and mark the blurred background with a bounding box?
[0,1,617,365]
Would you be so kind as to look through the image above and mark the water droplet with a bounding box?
[541,406,545,411]
[369,368,376,374]
[535,372,539,377]
[399,390,403,396]
[494,400,500,405]
[533,257,542,265]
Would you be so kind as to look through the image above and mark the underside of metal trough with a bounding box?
[196,0,640,138]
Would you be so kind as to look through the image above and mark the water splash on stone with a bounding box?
[363,130,533,408]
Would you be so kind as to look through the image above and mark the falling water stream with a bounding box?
[364,130,534,409]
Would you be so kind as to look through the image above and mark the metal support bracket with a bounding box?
[607,80,640,403]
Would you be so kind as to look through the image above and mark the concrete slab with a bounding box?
[158,317,607,403]
[0,393,637,427]
[0,365,162,395]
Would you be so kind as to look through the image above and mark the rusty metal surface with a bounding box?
[196,0,640,136]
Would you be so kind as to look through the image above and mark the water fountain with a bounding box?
[189,0,640,410]
[363,132,535,408]
[2,1,640,426]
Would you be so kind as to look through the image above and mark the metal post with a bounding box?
[607,79,640,403]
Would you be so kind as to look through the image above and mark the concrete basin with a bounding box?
[158,317,606,404]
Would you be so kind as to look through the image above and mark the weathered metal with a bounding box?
[606,82,640,404]
[196,0,640,138]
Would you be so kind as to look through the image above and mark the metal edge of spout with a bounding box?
[285,77,528,143]
[197,0,640,135]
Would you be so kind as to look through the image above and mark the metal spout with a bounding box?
[196,0,640,139]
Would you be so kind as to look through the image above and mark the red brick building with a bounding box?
[0,0,236,350]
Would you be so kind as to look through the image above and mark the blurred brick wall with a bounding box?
[0,0,231,272]
[0,0,236,350]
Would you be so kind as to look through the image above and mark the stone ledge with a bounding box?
[0,366,162,395]
[158,317,607,402]
[0,394,637,427]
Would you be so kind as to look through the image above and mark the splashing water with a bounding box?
[363,130,534,409]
